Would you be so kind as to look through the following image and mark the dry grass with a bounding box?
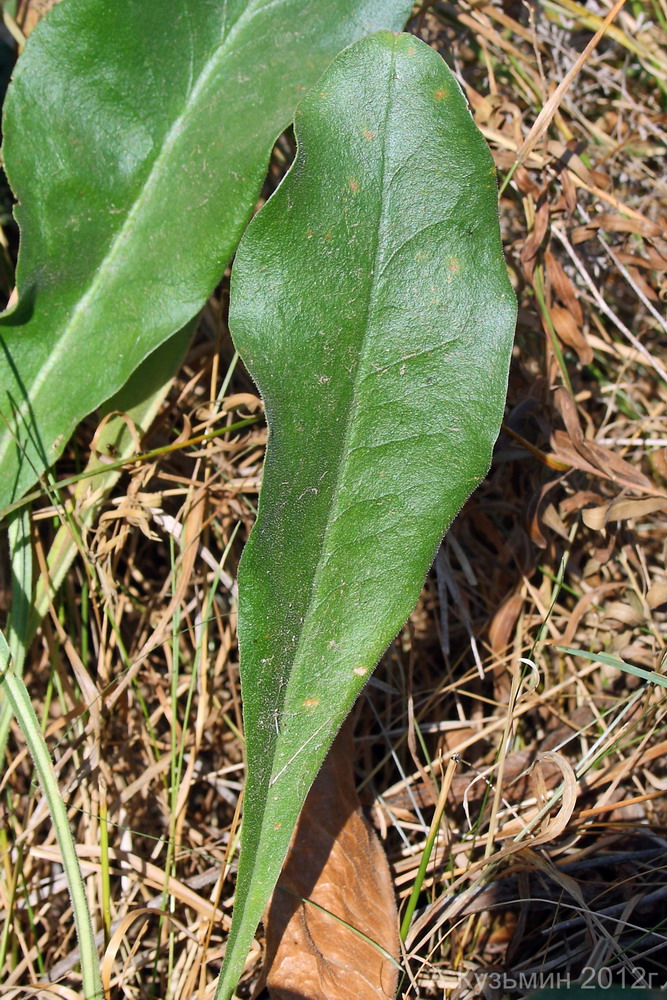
[2,1,667,997]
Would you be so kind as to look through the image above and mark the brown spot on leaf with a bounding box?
[363,130,376,140]
[435,87,448,100]
[349,179,360,193]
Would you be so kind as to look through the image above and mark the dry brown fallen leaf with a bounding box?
[551,386,667,497]
[261,719,399,1000]
[489,592,524,655]
[549,303,593,365]
[545,248,584,324]
[582,493,667,530]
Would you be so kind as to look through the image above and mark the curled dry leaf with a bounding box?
[520,190,550,280]
[263,720,399,1000]
[582,493,667,530]
[546,140,609,191]
[587,212,664,239]
[647,583,667,611]
[489,593,524,655]
[527,477,562,549]
[544,248,583,324]
[528,751,577,842]
[548,304,592,365]
[617,246,667,272]
[540,502,570,540]
[221,393,263,415]
[559,581,623,646]
[602,600,645,627]
[551,387,666,496]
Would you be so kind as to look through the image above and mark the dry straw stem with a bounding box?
[513,0,628,167]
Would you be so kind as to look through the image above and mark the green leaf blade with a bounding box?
[220,30,517,997]
[0,0,412,508]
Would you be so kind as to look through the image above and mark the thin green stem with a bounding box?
[0,633,102,1000]
[400,755,458,941]
[533,263,574,394]
[99,779,111,948]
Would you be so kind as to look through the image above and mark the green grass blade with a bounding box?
[557,645,667,689]
[0,632,102,999]
[6,506,31,658]
[0,507,32,760]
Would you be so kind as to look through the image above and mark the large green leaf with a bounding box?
[218,30,517,998]
[0,0,412,510]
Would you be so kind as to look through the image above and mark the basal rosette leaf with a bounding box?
[219,30,517,999]
[0,0,411,510]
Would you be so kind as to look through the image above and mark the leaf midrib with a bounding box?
[0,0,280,466]
[226,44,401,992]
[265,35,400,788]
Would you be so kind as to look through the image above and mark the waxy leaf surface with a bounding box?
[0,0,411,509]
[219,30,517,998]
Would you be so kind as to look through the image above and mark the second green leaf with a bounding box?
[217,29,517,998]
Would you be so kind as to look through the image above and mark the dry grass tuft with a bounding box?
[2,1,667,998]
